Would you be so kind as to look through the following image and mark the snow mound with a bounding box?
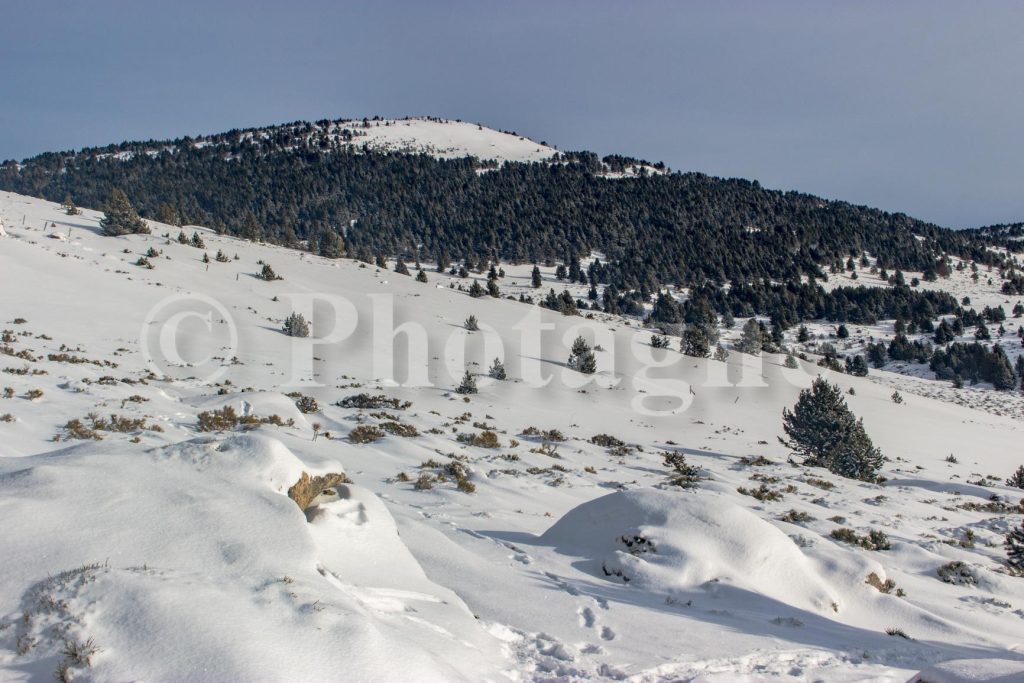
[0,436,507,680]
[908,659,1024,683]
[540,489,839,612]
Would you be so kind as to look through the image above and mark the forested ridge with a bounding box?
[0,118,1002,295]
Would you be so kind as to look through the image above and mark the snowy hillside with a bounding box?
[1,190,1023,681]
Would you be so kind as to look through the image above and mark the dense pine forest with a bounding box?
[0,119,1002,298]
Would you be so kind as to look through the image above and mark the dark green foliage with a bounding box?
[844,355,869,376]
[415,269,428,283]
[282,312,310,337]
[930,342,1016,389]
[650,334,671,349]
[258,263,281,281]
[464,315,479,331]
[1007,465,1024,489]
[568,336,597,374]
[1006,521,1024,575]
[99,188,148,236]
[455,370,477,394]
[468,280,486,298]
[531,265,542,288]
[1,120,1001,299]
[663,452,702,489]
[781,377,883,481]
[681,325,711,358]
[488,357,506,380]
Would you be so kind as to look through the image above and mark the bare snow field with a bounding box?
[1,190,1023,681]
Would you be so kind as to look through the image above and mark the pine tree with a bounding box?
[1006,521,1024,575]
[394,259,410,276]
[282,312,310,337]
[531,265,542,289]
[455,370,477,394]
[177,230,188,244]
[797,325,810,343]
[568,336,597,374]
[713,345,729,362]
[99,188,149,236]
[650,334,671,349]
[737,318,763,355]
[416,269,428,283]
[468,280,486,298]
[318,228,343,259]
[781,377,884,481]
[488,357,507,380]
[258,263,281,281]
[464,315,479,332]
[190,231,205,249]
[487,277,501,297]
[837,324,850,339]
[784,354,799,369]
[61,194,79,215]
[1006,465,1024,489]
[681,325,710,358]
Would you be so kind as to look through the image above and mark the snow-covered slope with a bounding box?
[1,191,1023,681]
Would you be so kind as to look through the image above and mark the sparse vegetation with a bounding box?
[349,425,385,443]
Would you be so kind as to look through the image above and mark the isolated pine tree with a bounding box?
[531,265,542,288]
[737,318,763,355]
[100,188,149,236]
[487,277,501,297]
[258,263,281,281]
[468,280,486,298]
[784,354,799,369]
[416,269,428,283]
[568,336,597,374]
[781,377,884,481]
[464,315,479,331]
[282,312,310,337]
[190,231,205,249]
[61,194,79,215]
[1006,522,1024,575]
[456,370,478,394]
[488,357,507,380]
[681,325,710,358]
[1006,465,1024,489]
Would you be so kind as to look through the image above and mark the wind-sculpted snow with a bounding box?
[541,489,840,612]
[1,190,1023,681]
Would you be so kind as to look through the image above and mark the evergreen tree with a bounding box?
[282,312,310,337]
[845,355,869,377]
[258,263,281,281]
[395,259,410,275]
[464,315,479,331]
[650,334,671,349]
[681,325,710,358]
[318,228,343,259]
[455,370,477,394]
[468,280,486,298]
[781,377,884,481]
[784,353,799,369]
[737,318,763,355]
[190,231,205,249]
[488,357,507,380]
[568,336,597,374]
[836,324,850,339]
[713,345,729,362]
[177,230,188,244]
[1005,465,1024,489]
[487,277,501,297]
[99,188,149,236]
[1006,521,1024,575]
[416,269,428,283]
[61,194,79,215]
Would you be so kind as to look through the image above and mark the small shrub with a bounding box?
[780,509,814,524]
[865,572,897,594]
[737,483,783,501]
[1006,465,1024,489]
[664,452,702,489]
[380,421,418,437]
[457,430,501,448]
[831,527,892,550]
[937,561,978,585]
[197,406,240,431]
[349,425,385,443]
[885,627,910,639]
[294,395,320,414]
[338,393,411,410]
[414,473,434,490]
[25,388,43,400]
[2,387,13,399]
[591,434,625,448]
[258,263,282,281]
[464,315,479,331]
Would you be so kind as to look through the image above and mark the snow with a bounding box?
[1,189,1023,680]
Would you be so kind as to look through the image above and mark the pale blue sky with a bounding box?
[2,1,1022,228]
